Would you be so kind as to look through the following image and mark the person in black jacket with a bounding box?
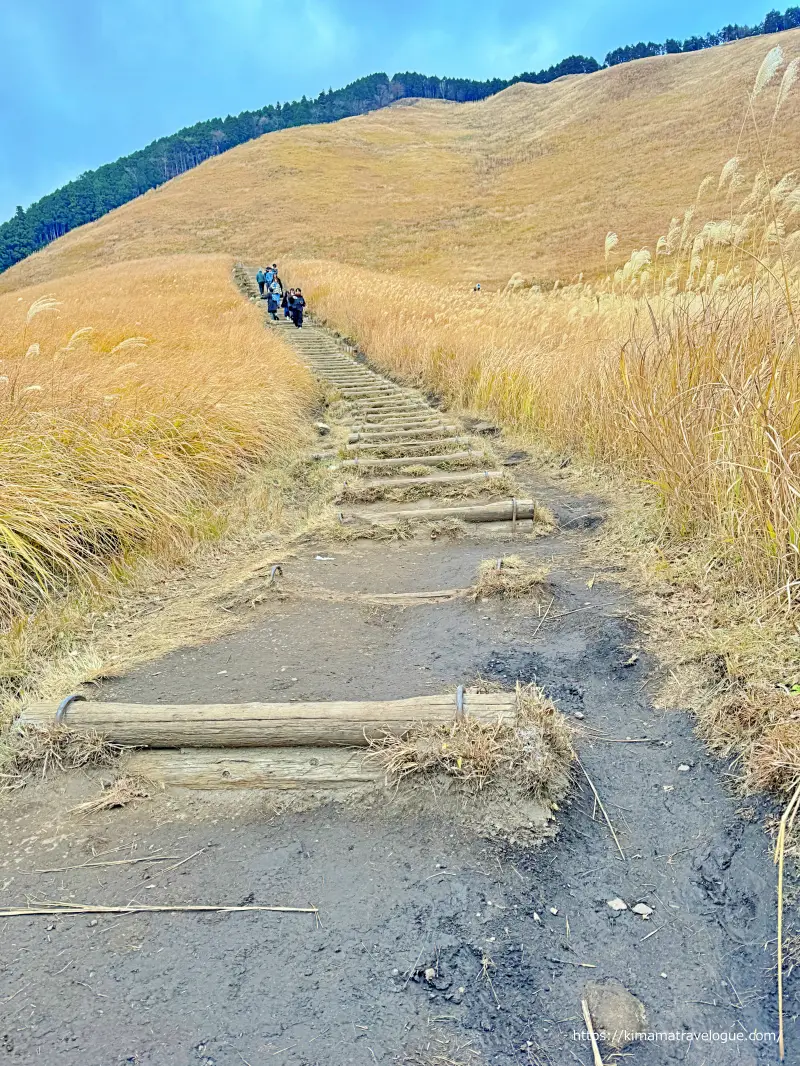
[291,289,306,328]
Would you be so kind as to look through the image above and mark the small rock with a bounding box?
[607,898,628,912]
[314,422,331,436]
[424,967,436,983]
[573,711,585,720]
[549,907,558,915]
[533,912,541,923]
[660,972,668,979]
[583,978,647,1049]
[631,903,653,919]
[89,919,98,927]
[678,764,691,772]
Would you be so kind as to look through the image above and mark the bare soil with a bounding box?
[0,320,789,1066]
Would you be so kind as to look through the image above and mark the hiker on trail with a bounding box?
[256,267,266,296]
[267,277,283,321]
[291,288,306,328]
[282,288,293,319]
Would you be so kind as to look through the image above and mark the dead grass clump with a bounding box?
[695,680,799,764]
[0,724,122,790]
[69,774,151,815]
[748,719,800,794]
[473,555,549,598]
[428,517,469,540]
[532,502,556,529]
[368,684,573,803]
[398,464,436,477]
[302,512,415,543]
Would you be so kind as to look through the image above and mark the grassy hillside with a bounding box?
[2,32,799,790]
[3,30,800,292]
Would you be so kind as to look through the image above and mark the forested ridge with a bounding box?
[3,5,799,275]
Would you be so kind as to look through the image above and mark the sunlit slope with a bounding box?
[3,28,800,291]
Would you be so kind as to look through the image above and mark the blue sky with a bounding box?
[0,0,771,220]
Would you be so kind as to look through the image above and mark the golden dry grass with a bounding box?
[0,255,313,634]
[3,31,800,293]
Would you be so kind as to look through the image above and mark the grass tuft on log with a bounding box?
[367,683,573,803]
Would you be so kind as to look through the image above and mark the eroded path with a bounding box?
[0,311,781,1065]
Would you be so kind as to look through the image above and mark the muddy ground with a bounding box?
[0,328,792,1064]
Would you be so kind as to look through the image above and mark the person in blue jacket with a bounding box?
[267,277,283,321]
[256,267,266,296]
[291,289,306,328]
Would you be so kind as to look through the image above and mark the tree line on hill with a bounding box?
[2,6,798,275]
[605,6,800,65]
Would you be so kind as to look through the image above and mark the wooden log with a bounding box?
[324,379,379,388]
[341,392,412,402]
[345,437,470,455]
[348,398,426,408]
[354,470,506,490]
[125,748,384,790]
[332,379,396,388]
[355,413,440,425]
[338,450,485,471]
[350,419,446,432]
[335,383,398,391]
[328,382,386,390]
[348,425,457,443]
[350,400,428,407]
[365,499,537,524]
[349,405,430,417]
[21,693,516,748]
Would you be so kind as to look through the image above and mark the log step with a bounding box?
[21,693,516,748]
[348,426,457,443]
[345,437,470,455]
[125,748,382,790]
[336,386,403,396]
[337,450,485,471]
[352,409,434,420]
[348,405,430,416]
[351,470,507,490]
[350,419,446,432]
[362,499,537,525]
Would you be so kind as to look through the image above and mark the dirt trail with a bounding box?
[0,310,785,1065]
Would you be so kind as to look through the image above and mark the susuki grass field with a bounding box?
[0,255,311,631]
[0,33,799,790]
